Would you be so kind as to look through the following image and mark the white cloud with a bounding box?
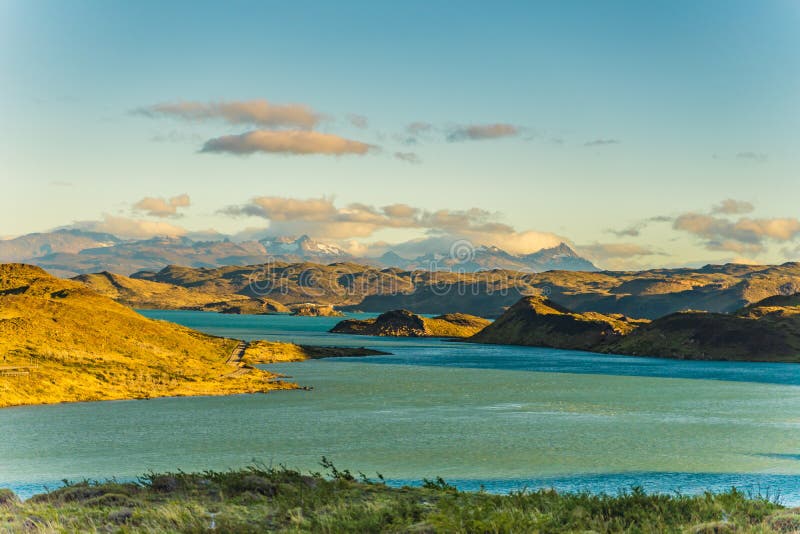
[133,194,191,218]
[673,212,800,254]
[137,99,321,129]
[69,215,187,239]
[220,196,566,252]
[200,130,374,156]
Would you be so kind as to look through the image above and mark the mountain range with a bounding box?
[0,229,597,276]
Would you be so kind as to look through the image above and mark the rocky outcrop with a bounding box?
[467,296,642,350]
[331,309,490,337]
[290,304,344,317]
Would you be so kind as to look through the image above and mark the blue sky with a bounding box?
[1,0,799,268]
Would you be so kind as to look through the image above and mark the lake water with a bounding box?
[2,310,800,503]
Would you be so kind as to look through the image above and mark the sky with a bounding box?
[1,0,799,269]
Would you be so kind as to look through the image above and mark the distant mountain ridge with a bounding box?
[370,242,596,272]
[0,229,121,264]
[0,229,596,276]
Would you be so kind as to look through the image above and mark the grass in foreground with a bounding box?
[1,462,797,533]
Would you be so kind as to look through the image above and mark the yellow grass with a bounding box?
[0,264,297,408]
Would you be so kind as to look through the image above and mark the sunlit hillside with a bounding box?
[0,264,295,408]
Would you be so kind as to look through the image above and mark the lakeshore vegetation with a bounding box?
[0,463,796,533]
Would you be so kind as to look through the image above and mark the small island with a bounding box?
[331,309,490,338]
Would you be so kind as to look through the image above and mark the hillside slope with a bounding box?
[74,271,289,314]
[468,296,642,350]
[602,294,800,362]
[471,294,800,362]
[0,264,294,408]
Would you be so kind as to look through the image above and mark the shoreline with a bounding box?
[0,342,391,410]
[0,465,794,532]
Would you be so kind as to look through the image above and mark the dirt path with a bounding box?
[223,341,250,377]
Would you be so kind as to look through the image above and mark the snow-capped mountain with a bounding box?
[259,235,351,262]
[372,242,598,272]
[3,228,596,276]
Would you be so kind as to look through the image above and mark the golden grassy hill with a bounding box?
[330,309,490,337]
[468,296,644,350]
[0,264,295,408]
[73,271,224,308]
[74,271,289,314]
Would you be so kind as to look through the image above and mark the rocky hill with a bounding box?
[0,264,296,407]
[331,309,490,337]
[470,293,800,362]
[291,303,343,316]
[468,296,643,350]
[602,306,800,362]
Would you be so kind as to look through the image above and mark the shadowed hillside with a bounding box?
[468,296,643,350]
[602,293,800,362]
[0,264,296,408]
[601,311,800,362]
[471,293,800,362]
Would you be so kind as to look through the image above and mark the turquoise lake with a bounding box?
[1,310,799,503]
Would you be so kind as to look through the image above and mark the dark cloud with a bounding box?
[584,138,620,147]
[406,122,433,135]
[711,199,754,215]
[394,151,421,164]
[608,216,672,238]
[736,151,767,163]
[347,114,368,129]
[447,123,519,142]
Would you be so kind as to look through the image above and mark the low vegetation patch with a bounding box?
[0,462,793,533]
